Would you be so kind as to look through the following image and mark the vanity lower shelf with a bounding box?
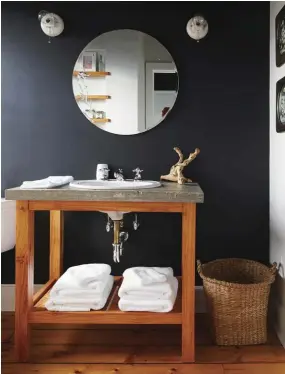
[30,276,182,325]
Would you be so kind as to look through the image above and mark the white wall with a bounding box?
[137,33,146,133]
[270,1,285,348]
[143,34,173,62]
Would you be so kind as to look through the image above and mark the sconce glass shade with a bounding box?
[186,14,209,41]
[39,11,64,39]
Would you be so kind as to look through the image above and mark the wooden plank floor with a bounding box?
[2,312,285,374]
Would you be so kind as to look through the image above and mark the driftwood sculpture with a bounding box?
[160,147,200,185]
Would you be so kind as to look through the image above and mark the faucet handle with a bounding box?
[114,169,124,181]
[133,167,143,181]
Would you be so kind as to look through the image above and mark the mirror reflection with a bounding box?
[72,30,179,135]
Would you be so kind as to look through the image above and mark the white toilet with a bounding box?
[1,198,16,253]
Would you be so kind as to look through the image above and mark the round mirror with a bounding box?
[72,30,179,135]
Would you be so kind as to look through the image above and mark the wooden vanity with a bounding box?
[5,182,204,363]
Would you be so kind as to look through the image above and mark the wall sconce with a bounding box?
[186,14,209,42]
[38,10,64,43]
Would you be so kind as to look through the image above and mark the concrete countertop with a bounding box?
[5,182,204,203]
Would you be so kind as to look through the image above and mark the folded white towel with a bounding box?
[73,263,111,287]
[50,264,111,298]
[118,278,178,313]
[20,176,74,189]
[45,275,114,311]
[118,271,177,300]
[122,267,174,286]
[44,305,91,312]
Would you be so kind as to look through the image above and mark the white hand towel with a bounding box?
[50,264,111,298]
[122,267,174,286]
[118,272,177,300]
[118,278,178,313]
[45,275,114,311]
[49,275,114,302]
[20,176,74,189]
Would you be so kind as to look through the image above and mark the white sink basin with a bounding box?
[69,179,161,190]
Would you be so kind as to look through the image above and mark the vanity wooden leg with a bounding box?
[181,203,196,362]
[50,211,64,279]
[15,201,34,362]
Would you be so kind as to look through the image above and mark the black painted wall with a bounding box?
[1,2,269,284]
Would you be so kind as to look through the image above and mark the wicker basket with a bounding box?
[197,258,277,346]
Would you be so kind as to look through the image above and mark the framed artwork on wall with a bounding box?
[80,51,97,71]
[276,76,285,133]
[276,5,285,67]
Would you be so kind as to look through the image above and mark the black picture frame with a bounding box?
[276,76,285,133]
[276,5,285,67]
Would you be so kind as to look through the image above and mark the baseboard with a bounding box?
[274,301,285,348]
[1,284,44,312]
[1,284,206,313]
[270,273,285,348]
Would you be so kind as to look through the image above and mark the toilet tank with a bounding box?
[1,199,16,253]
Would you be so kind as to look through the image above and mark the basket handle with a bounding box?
[270,262,278,274]
[197,260,203,275]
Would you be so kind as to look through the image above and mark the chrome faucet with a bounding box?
[114,169,125,181]
[133,167,143,181]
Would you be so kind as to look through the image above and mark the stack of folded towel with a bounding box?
[45,264,114,311]
[118,267,178,313]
